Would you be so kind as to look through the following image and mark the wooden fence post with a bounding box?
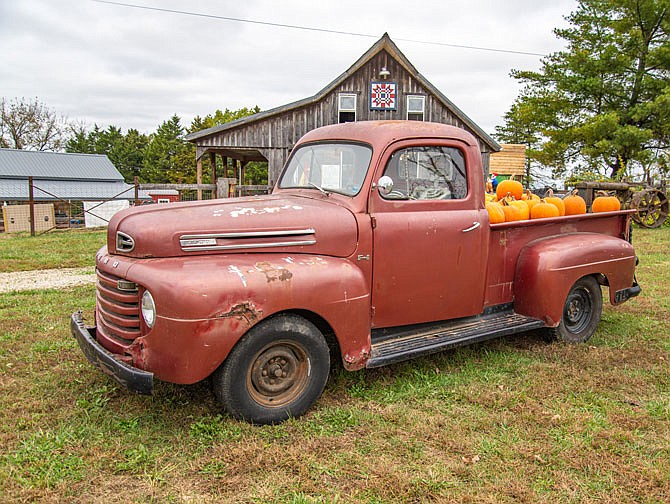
[28,176,35,237]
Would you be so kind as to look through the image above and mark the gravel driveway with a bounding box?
[0,267,96,293]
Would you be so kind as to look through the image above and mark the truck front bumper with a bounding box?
[71,312,153,395]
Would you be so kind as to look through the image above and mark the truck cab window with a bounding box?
[279,142,372,196]
[381,146,468,200]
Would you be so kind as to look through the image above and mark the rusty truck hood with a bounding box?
[107,194,359,259]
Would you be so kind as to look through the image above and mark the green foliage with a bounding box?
[63,105,262,184]
[66,124,149,182]
[141,115,193,183]
[498,0,670,181]
[188,106,261,134]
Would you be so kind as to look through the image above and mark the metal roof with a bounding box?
[0,149,124,181]
[0,179,149,201]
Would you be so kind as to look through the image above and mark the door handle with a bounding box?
[462,222,481,233]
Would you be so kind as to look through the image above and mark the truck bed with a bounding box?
[484,210,634,307]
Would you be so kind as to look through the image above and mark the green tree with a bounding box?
[66,124,149,182]
[500,0,669,181]
[142,115,193,183]
[188,106,261,134]
[494,100,546,187]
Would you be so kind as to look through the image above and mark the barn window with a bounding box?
[338,93,357,123]
[407,95,425,121]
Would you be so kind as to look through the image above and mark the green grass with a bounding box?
[0,228,106,272]
[0,228,668,502]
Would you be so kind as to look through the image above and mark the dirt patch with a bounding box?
[0,267,95,293]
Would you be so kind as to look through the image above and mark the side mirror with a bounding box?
[377,175,394,196]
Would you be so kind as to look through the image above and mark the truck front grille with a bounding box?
[96,269,141,344]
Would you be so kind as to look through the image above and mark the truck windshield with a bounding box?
[278,143,372,196]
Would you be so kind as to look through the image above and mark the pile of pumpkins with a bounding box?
[485,179,621,224]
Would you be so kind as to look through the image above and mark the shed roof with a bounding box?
[0,179,145,201]
[185,33,500,152]
[0,149,124,181]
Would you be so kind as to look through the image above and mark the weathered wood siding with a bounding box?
[489,144,526,178]
[197,49,493,184]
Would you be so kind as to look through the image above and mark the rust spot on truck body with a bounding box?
[255,261,293,283]
[343,347,370,371]
[217,302,262,325]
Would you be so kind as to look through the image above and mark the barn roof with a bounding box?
[0,149,148,201]
[0,148,124,181]
[185,33,500,152]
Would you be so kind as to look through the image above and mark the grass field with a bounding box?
[0,227,668,502]
[0,228,106,272]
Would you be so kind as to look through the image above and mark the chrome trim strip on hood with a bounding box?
[179,228,316,252]
[181,239,317,252]
[180,228,315,241]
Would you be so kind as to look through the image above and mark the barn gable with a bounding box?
[185,33,500,187]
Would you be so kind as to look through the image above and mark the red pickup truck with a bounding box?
[72,120,640,424]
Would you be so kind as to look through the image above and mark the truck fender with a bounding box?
[205,255,372,373]
[513,233,636,326]
[125,254,372,383]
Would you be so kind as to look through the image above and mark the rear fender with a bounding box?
[513,233,636,326]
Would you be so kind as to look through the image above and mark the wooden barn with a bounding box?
[185,33,500,191]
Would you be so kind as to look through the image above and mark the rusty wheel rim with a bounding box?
[247,340,310,408]
[563,287,592,334]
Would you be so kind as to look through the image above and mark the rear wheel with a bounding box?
[548,276,603,343]
[212,314,330,424]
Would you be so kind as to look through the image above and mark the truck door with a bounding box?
[369,142,488,328]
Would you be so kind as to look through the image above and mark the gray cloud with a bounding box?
[1,0,576,136]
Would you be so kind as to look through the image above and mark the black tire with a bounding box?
[211,314,330,424]
[548,276,603,343]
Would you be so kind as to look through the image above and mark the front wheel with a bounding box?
[548,276,603,343]
[211,314,330,424]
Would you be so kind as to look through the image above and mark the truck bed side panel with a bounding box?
[485,211,632,307]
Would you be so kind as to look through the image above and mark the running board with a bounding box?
[367,309,544,368]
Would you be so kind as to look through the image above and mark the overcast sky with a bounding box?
[1,0,577,138]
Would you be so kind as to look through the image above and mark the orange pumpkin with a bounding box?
[564,189,587,215]
[544,189,566,216]
[496,179,524,201]
[592,192,621,213]
[510,199,530,220]
[486,202,505,224]
[500,199,523,222]
[530,199,560,219]
[525,198,541,213]
[521,189,540,201]
[522,190,541,213]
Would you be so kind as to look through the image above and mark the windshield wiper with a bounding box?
[307,182,330,196]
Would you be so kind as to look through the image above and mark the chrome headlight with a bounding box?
[141,290,156,328]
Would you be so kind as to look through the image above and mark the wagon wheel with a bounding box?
[631,189,669,228]
[617,188,635,210]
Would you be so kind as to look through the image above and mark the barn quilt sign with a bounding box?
[370,82,397,110]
